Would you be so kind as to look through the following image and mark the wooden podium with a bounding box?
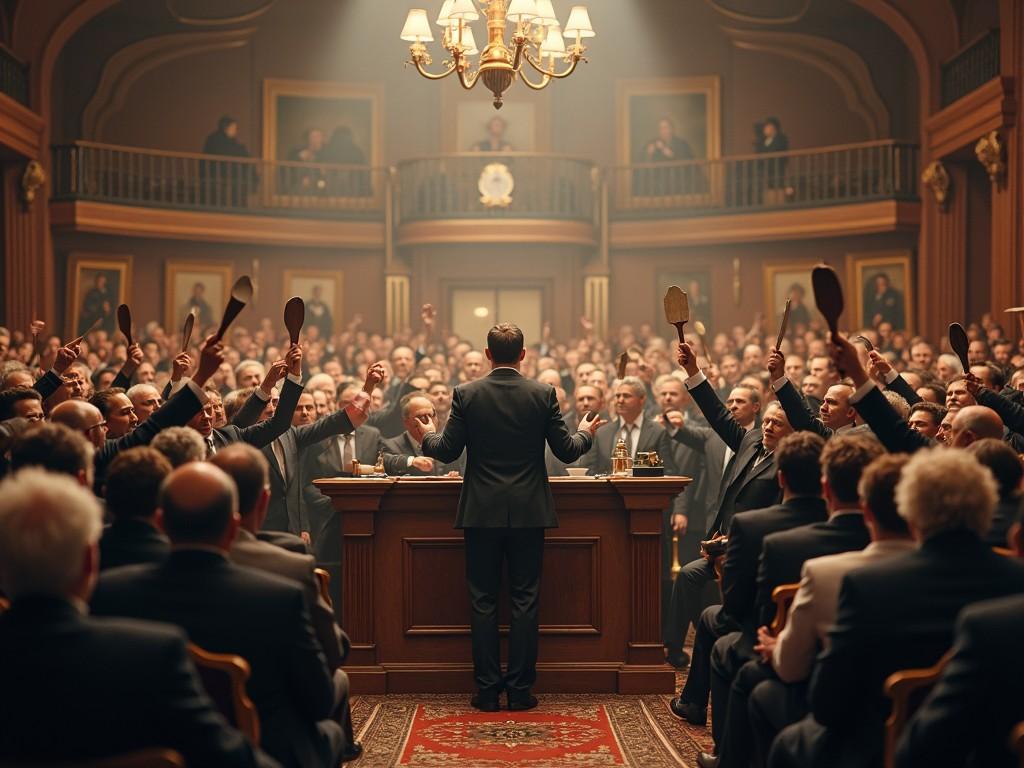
[314,475,690,695]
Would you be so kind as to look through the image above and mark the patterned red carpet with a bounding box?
[350,673,712,767]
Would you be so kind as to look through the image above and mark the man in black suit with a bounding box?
[669,342,793,686]
[767,350,857,439]
[0,467,276,767]
[415,323,601,711]
[302,382,388,612]
[966,438,1023,547]
[896,593,1024,768]
[258,361,384,539]
[702,434,881,768]
[99,446,172,570]
[663,383,760,668]
[675,432,828,743]
[381,392,465,476]
[770,448,1024,768]
[91,462,354,768]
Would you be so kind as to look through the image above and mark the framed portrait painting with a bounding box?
[66,253,132,339]
[846,251,913,332]
[164,262,233,335]
[283,269,343,341]
[262,79,382,203]
[616,76,721,207]
[763,263,821,333]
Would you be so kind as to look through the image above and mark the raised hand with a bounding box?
[193,335,225,388]
[662,409,685,430]
[578,411,606,436]
[867,350,893,381]
[767,349,784,380]
[410,412,437,442]
[964,371,983,397]
[676,341,699,377]
[286,343,303,377]
[260,360,289,395]
[363,362,386,393]
[829,333,867,386]
[52,340,82,375]
[170,352,193,382]
[421,303,435,333]
[121,342,144,377]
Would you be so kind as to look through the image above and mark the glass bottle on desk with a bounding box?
[611,438,632,476]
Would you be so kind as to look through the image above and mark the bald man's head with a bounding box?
[156,462,239,548]
[949,405,1004,448]
[49,400,108,449]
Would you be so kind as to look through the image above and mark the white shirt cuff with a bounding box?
[684,371,707,390]
[169,378,187,394]
[287,372,303,385]
[184,379,209,403]
[253,388,270,401]
[850,379,877,404]
[771,376,788,393]
[406,456,415,468]
[883,369,899,385]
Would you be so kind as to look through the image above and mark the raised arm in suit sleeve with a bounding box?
[292,407,356,451]
[111,370,132,390]
[851,385,931,454]
[886,373,922,406]
[688,377,746,452]
[32,370,63,401]
[775,379,831,439]
[230,378,303,449]
[672,423,713,450]
[422,387,469,465]
[977,388,1024,434]
[231,386,265,428]
[544,388,592,464]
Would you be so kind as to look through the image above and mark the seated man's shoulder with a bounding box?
[232,537,316,582]
[256,529,309,554]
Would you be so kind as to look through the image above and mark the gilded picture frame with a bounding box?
[283,269,344,342]
[66,253,132,339]
[164,261,233,335]
[846,251,914,333]
[762,262,823,333]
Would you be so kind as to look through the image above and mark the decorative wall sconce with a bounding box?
[20,160,46,206]
[921,160,950,209]
[975,130,1005,185]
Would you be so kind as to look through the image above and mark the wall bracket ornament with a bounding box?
[20,160,45,206]
[975,131,1006,185]
[921,160,951,209]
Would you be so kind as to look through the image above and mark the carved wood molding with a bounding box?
[975,130,1006,184]
[924,76,1015,158]
[921,160,951,208]
[82,27,255,140]
[703,0,810,25]
[0,90,43,158]
[165,0,277,27]
[722,26,890,138]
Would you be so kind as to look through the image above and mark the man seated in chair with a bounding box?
[380,392,465,476]
[0,468,277,767]
[769,448,1024,768]
[91,462,356,768]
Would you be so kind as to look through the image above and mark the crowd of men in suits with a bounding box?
[1,302,1024,765]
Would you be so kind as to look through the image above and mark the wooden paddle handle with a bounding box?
[673,322,686,344]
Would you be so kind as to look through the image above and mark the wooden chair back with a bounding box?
[314,567,332,607]
[769,583,800,635]
[0,749,186,767]
[0,596,9,613]
[187,643,260,744]
[994,546,1015,557]
[882,651,953,768]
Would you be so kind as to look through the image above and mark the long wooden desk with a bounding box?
[314,475,690,694]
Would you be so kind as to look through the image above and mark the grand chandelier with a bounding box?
[400,0,595,109]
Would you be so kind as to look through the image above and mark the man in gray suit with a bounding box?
[416,323,602,712]
[380,392,465,476]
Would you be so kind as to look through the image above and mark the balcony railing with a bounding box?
[0,45,28,106]
[609,140,919,219]
[51,141,387,219]
[942,29,1000,107]
[51,140,919,226]
[395,153,598,224]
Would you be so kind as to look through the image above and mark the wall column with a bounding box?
[3,162,51,330]
[918,162,967,338]
[385,274,410,336]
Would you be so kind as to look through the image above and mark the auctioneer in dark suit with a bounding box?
[421,366,593,700]
[302,423,384,613]
[772,530,1024,768]
[91,549,342,768]
[0,595,276,767]
[896,593,1024,768]
[98,518,169,571]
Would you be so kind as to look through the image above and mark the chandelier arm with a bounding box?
[457,64,480,90]
[518,68,552,90]
[522,50,583,80]
[411,56,460,81]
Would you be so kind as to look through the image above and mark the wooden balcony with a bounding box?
[49,140,920,249]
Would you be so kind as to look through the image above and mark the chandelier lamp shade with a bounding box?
[400,0,595,109]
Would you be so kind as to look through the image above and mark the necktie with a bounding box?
[272,438,288,482]
[620,424,636,458]
[341,434,354,472]
[206,436,217,458]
